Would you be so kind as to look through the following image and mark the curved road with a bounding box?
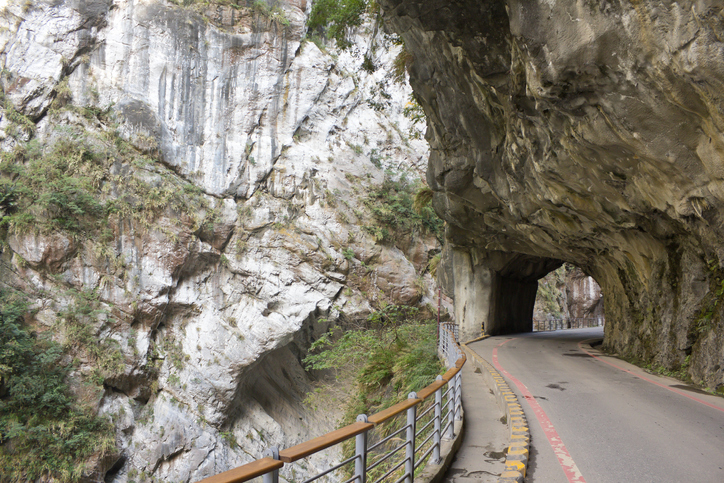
[467,328,724,483]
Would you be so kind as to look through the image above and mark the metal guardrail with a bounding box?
[532,316,604,332]
[199,323,464,483]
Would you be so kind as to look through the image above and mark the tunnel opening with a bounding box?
[485,254,564,335]
[532,263,605,332]
[447,249,606,340]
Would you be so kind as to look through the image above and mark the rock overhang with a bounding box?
[380,0,724,388]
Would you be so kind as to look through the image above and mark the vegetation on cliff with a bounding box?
[304,304,442,415]
[169,0,292,28]
[534,265,569,320]
[0,106,212,480]
[0,116,208,239]
[363,172,443,244]
[0,289,115,482]
[304,303,443,480]
[307,0,370,48]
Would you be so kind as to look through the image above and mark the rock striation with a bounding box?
[533,264,604,322]
[380,0,724,390]
[0,1,439,481]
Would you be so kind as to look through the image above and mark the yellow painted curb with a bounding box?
[505,459,526,473]
[466,334,491,344]
[461,338,531,483]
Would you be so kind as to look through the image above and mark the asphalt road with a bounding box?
[467,328,724,483]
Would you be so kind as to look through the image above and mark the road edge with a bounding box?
[416,415,464,483]
[463,341,530,483]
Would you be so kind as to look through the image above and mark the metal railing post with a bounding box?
[355,414,368,483]
[444,326,450,364]
[433,376,442,464]
[454,373,462,421]
[405,392,417,482]
[445,324,450,367]
[447,328,452,365]
[437,288,441,345]
[263,446,279,483]
[446,379,455,440]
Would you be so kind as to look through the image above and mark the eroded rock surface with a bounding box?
[380,0,724,389]
[533,264,604,322]
[0,1,438,481]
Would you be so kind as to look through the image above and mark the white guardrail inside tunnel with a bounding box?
[198,322,465,483]
[532,316,604,332]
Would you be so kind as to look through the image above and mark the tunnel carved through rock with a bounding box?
[381,0,724,390]
[444,247,562,340]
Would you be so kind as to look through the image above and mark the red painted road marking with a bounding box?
[578,339,724,413]
[493,339,587,483]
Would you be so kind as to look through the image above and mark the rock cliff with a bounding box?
[533,264,604,322]
[0,1,439,481]
[380,0,724,391]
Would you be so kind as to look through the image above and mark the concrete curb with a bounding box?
[462,341,530,483]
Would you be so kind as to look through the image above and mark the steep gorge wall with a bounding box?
[0,1,439,481]
[533,264,604,322]
[380,0,724,390]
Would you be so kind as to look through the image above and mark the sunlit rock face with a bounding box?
[0,0,436,481]
[566,267,604,320]
[380,0,724,389]
[533,265,604,322]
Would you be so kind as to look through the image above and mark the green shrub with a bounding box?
[252,0,290,26]
[0,289,115,482]
[304,304,442,480]
[58,288,124,381]
[362,54,375,73]
[392,47,413,83]
[402,94,425,139]
[0,91,35,139]
[304,303,442,418]
[307,0,368,49]
[364,172,443,243]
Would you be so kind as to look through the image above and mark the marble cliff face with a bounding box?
[533,265,604,323]
[0,1,438,480]
[6,0,724,479]
[380,0,724,390]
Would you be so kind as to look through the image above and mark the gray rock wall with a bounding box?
[379,0,724,390]
[0,1,440,481]
[533,264,604,322]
